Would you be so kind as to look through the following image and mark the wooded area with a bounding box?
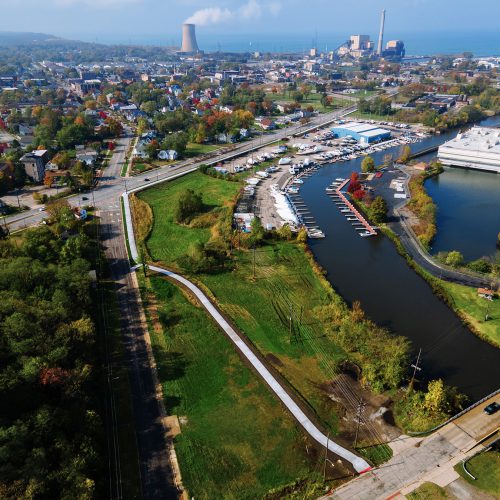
[0,225,104,498]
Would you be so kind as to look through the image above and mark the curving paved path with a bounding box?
[122,184,371,474]
[146,265,371,474]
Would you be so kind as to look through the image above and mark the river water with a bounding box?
[424,116,500,261]
[300,119,500,400]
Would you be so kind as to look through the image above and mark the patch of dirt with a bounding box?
[322,372,402,447]
[266,353,284,367]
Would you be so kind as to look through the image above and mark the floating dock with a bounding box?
[326,179,377,237]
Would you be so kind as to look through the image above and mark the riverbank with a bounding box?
[382,225,500,349]
[130,170,426,493]
[403,164,441,249]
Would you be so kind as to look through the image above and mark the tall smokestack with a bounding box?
[181,23,199,53]
[377,9,386,56]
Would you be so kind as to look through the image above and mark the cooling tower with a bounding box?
[181,23,199,53]
[377,9,386,56]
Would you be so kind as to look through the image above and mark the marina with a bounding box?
[297,122,500,400]
[325,178,377,237]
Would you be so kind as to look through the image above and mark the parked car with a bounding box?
[484,402,500,415]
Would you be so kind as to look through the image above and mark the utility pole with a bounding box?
[323,432,330,481]
[409,348,422,392]
[289,301,293,341]
[353,398,365,449]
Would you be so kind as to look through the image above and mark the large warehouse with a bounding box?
[332,122,392,143]
[438,126,500,173]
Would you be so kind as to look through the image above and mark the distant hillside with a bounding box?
[0,31,61,46]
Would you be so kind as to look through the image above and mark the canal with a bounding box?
[300,121,500,400]
[424,115,500,261]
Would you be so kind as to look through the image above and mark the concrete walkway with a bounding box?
[121,182,371,474]
[147,266,371,474]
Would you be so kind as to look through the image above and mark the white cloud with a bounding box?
[185,6,233,26]
[185,0,282,26]
[239,0,262,20]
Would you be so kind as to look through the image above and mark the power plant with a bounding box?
[180,23,200,54]
[377,9,386,56]
[335,8,405,60]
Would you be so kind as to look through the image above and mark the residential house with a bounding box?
[133,141,148,159]
[257,118,276,130]
[76,147,99,166]
[158,150,178,161]
[20,150,49,183]
[478,288,495,301]
[18,124,34,136]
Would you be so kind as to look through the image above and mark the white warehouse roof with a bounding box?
[438,126,500,173]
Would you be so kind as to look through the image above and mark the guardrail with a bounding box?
[408,387,500,436]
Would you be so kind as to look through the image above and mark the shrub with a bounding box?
[174,189,203,224]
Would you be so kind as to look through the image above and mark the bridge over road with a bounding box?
[325,393,500,500]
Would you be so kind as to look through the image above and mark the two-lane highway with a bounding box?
[4,104,357,232]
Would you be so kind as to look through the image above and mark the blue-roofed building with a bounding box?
[332,122,391,143]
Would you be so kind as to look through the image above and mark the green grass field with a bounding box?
[455,450,500,497]
[349,90,379,99]
[140,172,241,265]
[139,275,321,499]
[185,142,222,157]
[135,171,401,495]
[407,482,449,499]
[440,281,500,348]
[139,173,349,433]
[131,162,150,173]
[266,92,350,113]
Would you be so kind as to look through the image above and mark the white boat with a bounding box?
[293,179,304,184]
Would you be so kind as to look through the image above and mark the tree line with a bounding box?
[0,220,105,498]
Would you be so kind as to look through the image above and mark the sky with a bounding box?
[1,0,499,43]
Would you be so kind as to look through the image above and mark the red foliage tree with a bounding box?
[39,367,71,386]
[352,189,365,200]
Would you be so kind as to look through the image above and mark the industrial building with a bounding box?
[179,23,201,54]
[384,40,405,58]
[332,123,392,143]
[438,127,500,173]
[337,10,405,60]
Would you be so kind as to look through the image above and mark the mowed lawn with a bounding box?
[139,171,241,266]
[440,281,500,348]
[266,92,350,113]
[407,482,449,499]
[455,450,500,497]
[144,277,318,499]
[140,172,347,433]
[185,142,222,157]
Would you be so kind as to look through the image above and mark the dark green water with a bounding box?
[300,119,500,400]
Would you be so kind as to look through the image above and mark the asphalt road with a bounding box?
[4,104,358,233]
[326,394,500,499]
[97,136,178,499]
[388,168,500,289]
